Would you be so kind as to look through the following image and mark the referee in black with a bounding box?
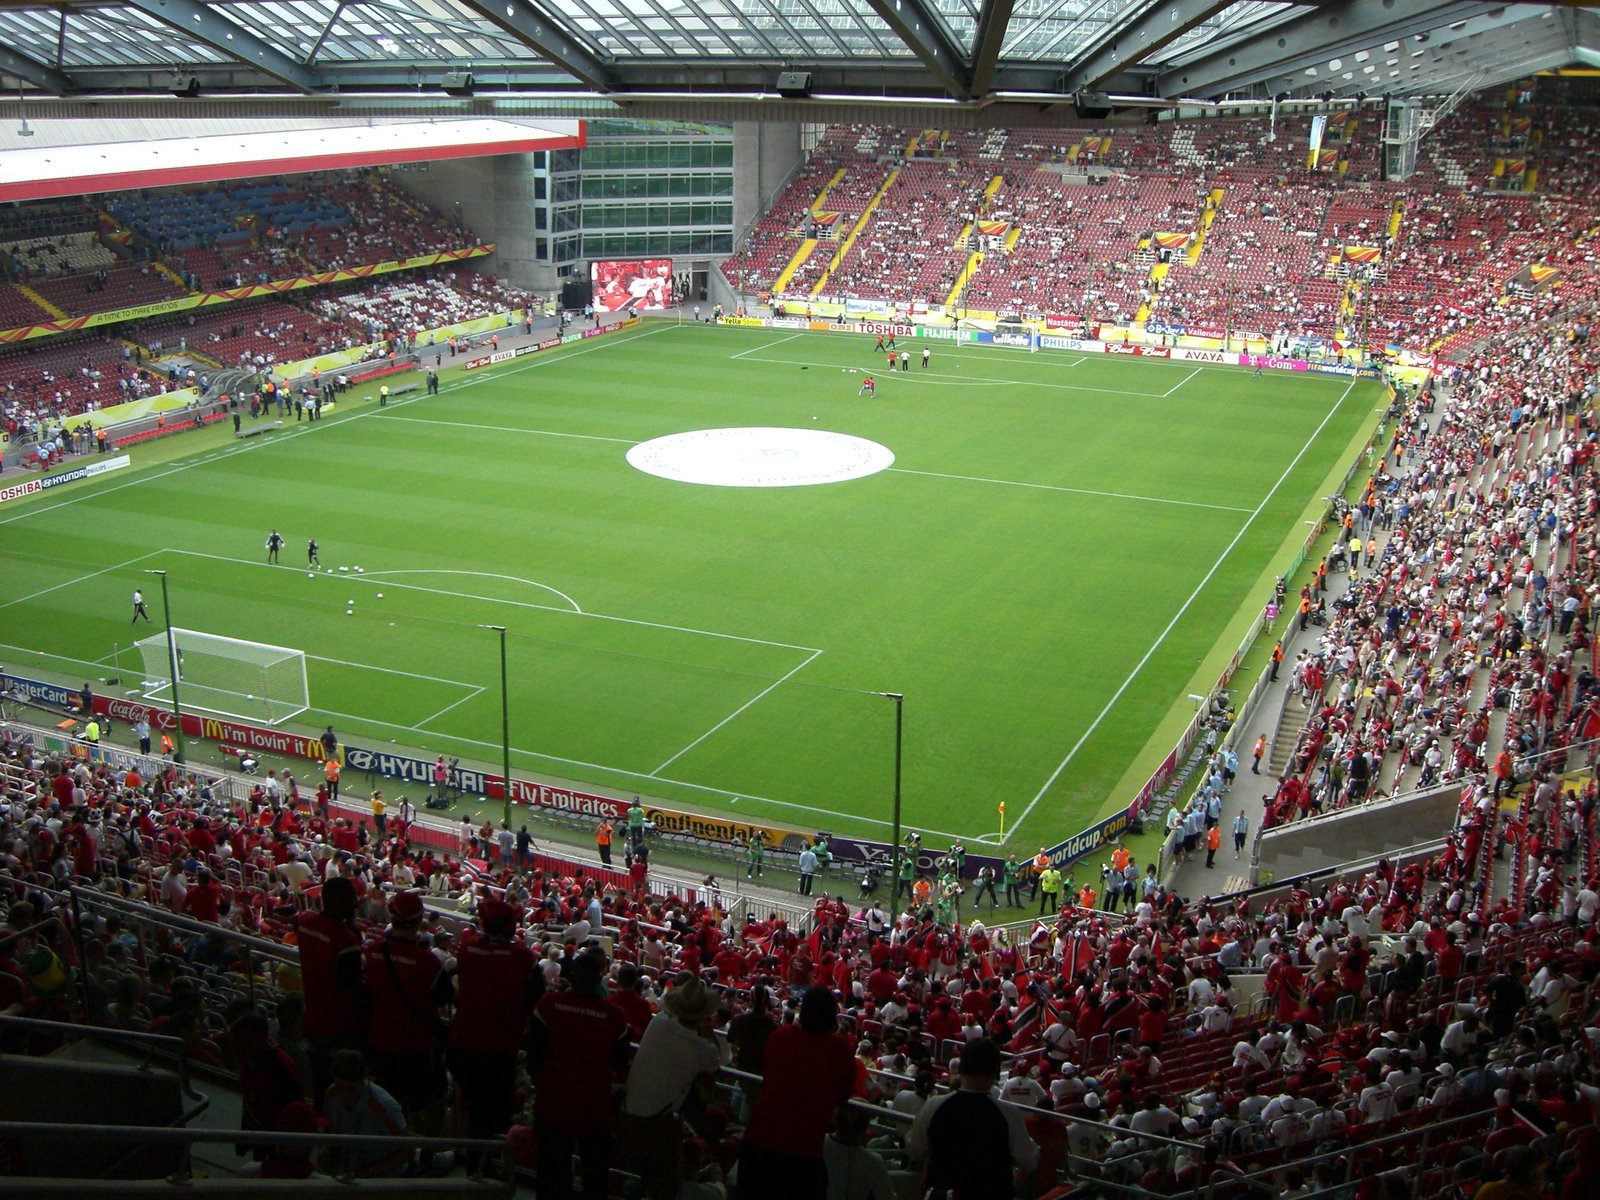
[266,529,284,564]
[308,537,320,568]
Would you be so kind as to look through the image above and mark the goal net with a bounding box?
[133,629,309,727]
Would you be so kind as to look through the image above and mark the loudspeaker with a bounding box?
[776,71,813,98]
[173,76,201,99]
[561,280,592,309]
[1073,91,1113,119]
[442,71,475,97]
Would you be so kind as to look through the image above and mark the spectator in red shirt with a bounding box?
[448,896,540,1166]
[183,868,223,924]
[608,964,656,1041]
[291,876,364,1098]
[230,1009,303,1158]
[361,890,450,1163]
[527,950,630,1200]
[737,986,857,1200]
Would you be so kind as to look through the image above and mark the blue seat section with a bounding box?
[108,185,353,250]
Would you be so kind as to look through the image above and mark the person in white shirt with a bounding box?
[1187,972,1216,1009]
[998,1063,1049,1109]
[1236,1080,1269,1123]
[1200,1001,1234,1035]
[1419,1062,1460,1109]
[823,1104,895,1200]
[1128,1093,1181,1139]
[158,861,187,911]
[1233,1033,1271,1073]
[890,1072,936,1120]
[1065,1096,1109,1158]
[1356,1062,1396,1122]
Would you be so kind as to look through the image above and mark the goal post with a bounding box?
[133,629,309,727]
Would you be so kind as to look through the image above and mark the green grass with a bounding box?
[0,323,1380,848]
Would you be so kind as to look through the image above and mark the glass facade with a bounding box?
[529,120,735,267]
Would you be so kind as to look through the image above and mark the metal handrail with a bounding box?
[0,1014,202,1100]
[0,1121,507,1155]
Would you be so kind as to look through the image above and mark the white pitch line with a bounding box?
[887,467,1254,513]
[0,552,157,610]
[1007,376,1363,840]
[1163,367,1203,397]
[160,548,820,654]
[650,648,822,775]
[310,701,979,842]
[740,356,1169,399]
[382,415,634,446]
[0,324,671,530]
[308,653,485,689]
[731,332,803,360]
[357,569,582,613]
[413,686,487,730]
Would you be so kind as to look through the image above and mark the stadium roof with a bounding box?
[0,0,1594,123]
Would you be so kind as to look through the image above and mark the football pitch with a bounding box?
[0,323,1380,847]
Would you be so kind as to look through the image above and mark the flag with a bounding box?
[998,802,1006,814]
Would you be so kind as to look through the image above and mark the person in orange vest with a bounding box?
[1252,734,1267,775]
[1315,559,1327,594]
[1076,882,1096,910]
[1269,639,1284,681]
[1030,848,1050,902]
[1205,824,1221,868]
[324,756,342,803]
[595,819,614,866]
[1492,749,1517,802]
[1299,596,1312,631]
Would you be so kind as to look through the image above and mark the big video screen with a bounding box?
[591,258,674,312]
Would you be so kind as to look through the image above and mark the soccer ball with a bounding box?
[308,572,314,578]
[339,566,349,573]
[376,593,383,599]
[355,567,363,573]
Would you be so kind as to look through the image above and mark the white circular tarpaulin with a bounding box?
[625,427,895,488]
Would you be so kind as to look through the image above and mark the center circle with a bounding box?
[626,427,895,488]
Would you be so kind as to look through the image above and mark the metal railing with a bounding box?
[0,1120,512,1192]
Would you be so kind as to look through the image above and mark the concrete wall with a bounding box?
[1253,784,1465,883]
[732,121,803,242]
[391,154,543,291]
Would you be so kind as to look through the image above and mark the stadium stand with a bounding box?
[5,103,1600,1200]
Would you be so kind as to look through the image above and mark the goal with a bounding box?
[133,629,309,727]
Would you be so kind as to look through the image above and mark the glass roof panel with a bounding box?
[30,8,238,67]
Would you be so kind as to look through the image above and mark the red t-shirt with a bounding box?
[448,934,538,1055]
[531,990,629,1133]
[184,880,222,924]
[363,937,443,1055]
[292,910,363,1038]
[608,987,655,1040]
[743,1024,855,1159]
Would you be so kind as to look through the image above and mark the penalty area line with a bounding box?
[649,648,822,775]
